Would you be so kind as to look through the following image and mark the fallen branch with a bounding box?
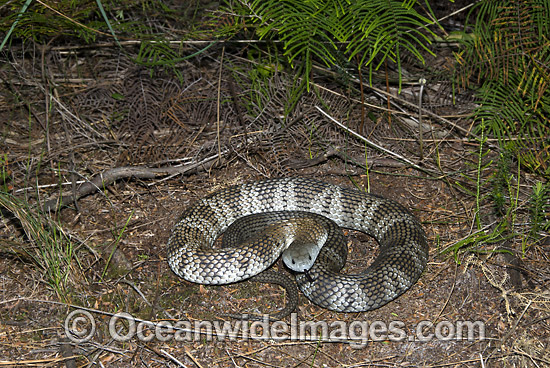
[43,150,226,212]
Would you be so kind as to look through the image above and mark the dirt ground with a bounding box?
[1,22,549,368]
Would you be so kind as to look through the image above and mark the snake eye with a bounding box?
[308,254,312,260]
[292,259,296,264]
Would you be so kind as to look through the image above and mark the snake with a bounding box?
[167,177,429,313]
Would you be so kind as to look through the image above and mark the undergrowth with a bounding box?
[528,181,550,244]
[0,0,212,81]
[454,0,550,178]
[0,191,77,302]
[222,0,436,91]
[442,0,550,260]
[446,118,549,261]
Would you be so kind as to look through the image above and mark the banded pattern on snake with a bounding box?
[167,177,429,313]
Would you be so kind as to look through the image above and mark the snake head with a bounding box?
[281,240,322,272]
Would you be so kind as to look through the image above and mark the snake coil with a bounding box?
[167,177,429,312]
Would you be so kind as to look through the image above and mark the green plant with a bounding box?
[0,0,217,83]
[233,44,305,122]
[455,0,550,178]
[490,149,513,217]
[447,121,520,260]
[0,154,12,193]
[225,0,436,89]
[101,210,134,279]
[447,0,550,260]
[0,0,117,49]
[529,181,550,242]
[456,120,494,230]
[0,192,77,301]
[133,39,217,83]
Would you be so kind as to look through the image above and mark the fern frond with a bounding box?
[238,0,435,89]
[345,0,434,73]
[457,0,550,177]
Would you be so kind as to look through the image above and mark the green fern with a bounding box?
[133,39,217,83]
[344,0,434,86]
[229,0,435,89]
[456,0,550,177]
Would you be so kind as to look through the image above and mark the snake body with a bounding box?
[167,177,429,312]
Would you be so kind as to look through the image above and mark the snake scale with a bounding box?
[167,177,429,313]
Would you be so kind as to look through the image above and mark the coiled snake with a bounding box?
[167,177,429,313]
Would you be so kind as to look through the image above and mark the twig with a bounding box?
[160,349,189,368]
[310,65,497,150]
[183,347,205,368]
[361,82,499,150]
[418,77,426,160]
[42,149,229,212]
[315,106,428,174]
[216,46,225,166]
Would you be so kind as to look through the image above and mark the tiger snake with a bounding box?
[167,177,429,314]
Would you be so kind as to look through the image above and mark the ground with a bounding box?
[1,12,549,368]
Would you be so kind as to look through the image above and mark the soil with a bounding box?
[1,9,549,368]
